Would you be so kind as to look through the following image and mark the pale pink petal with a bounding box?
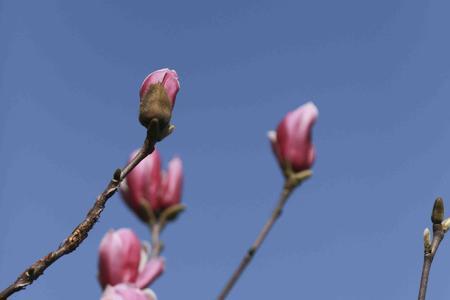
[98,229,141,288]
[135,257,165,289]
[161,70,180,108]
[116,229,142,283]
[160,157,183,208]
[101,284,156,300]
[267,130,282,166]
[142,289,158,300]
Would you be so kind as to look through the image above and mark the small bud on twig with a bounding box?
[268,102,318,177]
[442,218,450,232]
[431,197,444,224]
[423,227,431,253]
[113,168,121,182]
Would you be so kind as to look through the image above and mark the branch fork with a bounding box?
[418,197,449,300]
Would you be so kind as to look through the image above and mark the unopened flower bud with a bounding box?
[431,197,444,224]
[120,150,184,221]
[139,68,180,133]
[269,102,318,174]
[423,228,431,251]
[98,228,165,289]
[160,157,183,209]
[98,229,141,288]
[442,218,450,232]
[120,150,162,222]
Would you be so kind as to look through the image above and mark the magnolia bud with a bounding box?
[139,83,172,131]
[431,197,444,224]
[120,150,162,222]
[139,69,180,133]
[269,102,318,174]
[423,228,431,251]
[98,228,165,289]
[442,218,450,232]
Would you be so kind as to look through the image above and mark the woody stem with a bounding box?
[217,180,297,300]
[150,222,163,258]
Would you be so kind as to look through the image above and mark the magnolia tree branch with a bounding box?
[0,135,156,300]
[417,197,448,300]
[418,225,444,300]
[217,170,311,300]
[150,223,163,258]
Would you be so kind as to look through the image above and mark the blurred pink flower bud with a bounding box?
[160,157,183,209]
[269,102,318,172]
[99,229,141,288]
[121,150,162,221]
[135,256,165,288]
[140,68,180,109]
[99,229,165,289]
[100,284,157,300]
[120,150,184,219]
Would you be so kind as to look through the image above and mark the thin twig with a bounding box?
[150,222,163,258]
[217,180,297,300]
[418,224,445,300]
[0,136,155,300]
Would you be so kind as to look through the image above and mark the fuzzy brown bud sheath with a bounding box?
[139,83,172,132]
[431,197,444,225]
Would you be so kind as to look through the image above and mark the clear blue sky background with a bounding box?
[1,1,450,299]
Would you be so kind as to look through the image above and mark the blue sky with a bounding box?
[2,1,450,299]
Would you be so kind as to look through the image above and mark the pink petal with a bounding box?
[135,257,165,289]
[139,69,169,98]
[142,150,162,212]
[276,102,318,172]
[267,130,282,166]
[121,150,146,216]
[160,157,183,209]
[139,68,180,109]
[98,229,141,288]
[161,70,180,108]
[101,284,157,300]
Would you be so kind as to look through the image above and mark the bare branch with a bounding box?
[0,135,155,300]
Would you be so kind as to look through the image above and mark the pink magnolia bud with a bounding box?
[138,68,179,131]
[160,157,183,209]
[120,150,162,221]
[140,68,180,108]
[269,102,318,172]
[120,150,184,218]
[100,284,157,300]
[99,229,165,289]
[98,229,141,288]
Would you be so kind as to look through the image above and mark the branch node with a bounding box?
[113,168,122,182]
